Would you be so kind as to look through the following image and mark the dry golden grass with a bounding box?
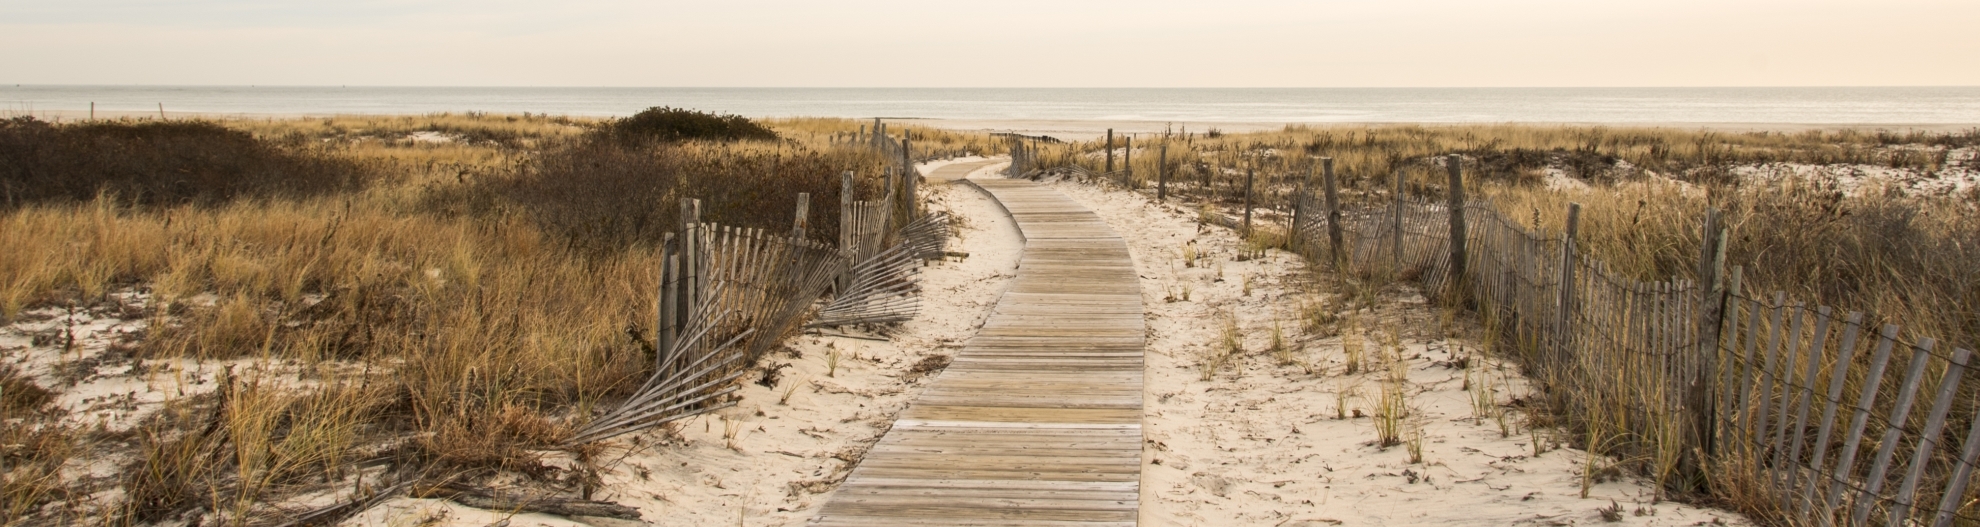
[0,113,943,523]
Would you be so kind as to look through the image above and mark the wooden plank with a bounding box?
[1887,343,1967,526]
[1769,303,1807,490]
[1851,336,1938,525]
[1930,368,1980,527]
[1781,305,1832,511]
[1824,324,1902,519]
[1801,311,1865,514]
[1754,292,1786,445]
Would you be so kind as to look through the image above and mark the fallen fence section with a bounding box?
[569,125,942,445]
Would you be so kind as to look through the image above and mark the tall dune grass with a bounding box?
[0,112,927,523]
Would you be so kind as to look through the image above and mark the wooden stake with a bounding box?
[1243,167,1255,234]
[1291,161,1309,253]
[1446,154,1468,291]
[1559,203,1582,371]
[1124,136,1134,188]
[793,193,810,239]
[903,138,917,220]
[1105,129,1114,174]
[1322,158,1343,268]
[1157,142,1168,201]
[1392,170,1405,272]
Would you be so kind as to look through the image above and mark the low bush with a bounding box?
[468,139,887,255]
[592,107,779,145]
[0,117,370,208]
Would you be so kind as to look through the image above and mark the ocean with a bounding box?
[5,86,1980,124]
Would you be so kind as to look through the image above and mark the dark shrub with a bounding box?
[0,117,369,208]
[593,107,780,145]
[480,140,886,254]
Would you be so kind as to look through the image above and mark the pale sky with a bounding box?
[3,0,1976,87]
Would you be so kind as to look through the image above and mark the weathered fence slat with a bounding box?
[1852,337,1939,525]
[1931,368,1980,527]
[1825,324,1903,519]
[1888,344,1969,526]
[1802,311,1865,514]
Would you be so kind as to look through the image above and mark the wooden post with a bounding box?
[1559,203,1582,373]
[1322,158,1343,268]
[158,103,165,120]
[883,167,896,217]
[903,138,917,219]
[1125,136,1134,189]
[659,233,678,364]
[793,193,810,239]
[1446,154,1468,292]
[89,102,94,120]
[681,198,701,323]
[1291,161,1309,253]
[1392,170,1405,272]
[839,171,854,253]
[1105,129,1115,174]
[1686,209,1727,482]
[1243,167,1255,234]
[1157,142,1168,201]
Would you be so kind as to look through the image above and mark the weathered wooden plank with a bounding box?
[1851,336,1938,525]
[1823,324,1902,519]
[1887,344,1969,526]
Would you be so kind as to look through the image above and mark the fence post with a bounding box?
[1322,158,1343,269]
[839,171,854,291]
[659,233,678,365]
[1392,170,1405,272]
[1124,136,1134,189]
[793,193,810,239]
[682,198,702,325]
[1158,142,1169,201]
[1243,167,1255,234]
[1558,203,1582,377]
[1291,161,1309,254]
[1106,128,1114,174]
[1446,154,1468,295]
[903,138,917,220]
[1686,208,1728,488]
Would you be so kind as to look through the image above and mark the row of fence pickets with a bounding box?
[567,131,943,446]
[1063,146,1980,526]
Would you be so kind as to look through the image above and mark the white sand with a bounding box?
[1039,179,1755,526]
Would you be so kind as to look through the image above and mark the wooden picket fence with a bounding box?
[1264,155,1980,526]
[566,127,942,446]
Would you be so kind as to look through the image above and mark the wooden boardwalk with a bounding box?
[811,176,1146,526]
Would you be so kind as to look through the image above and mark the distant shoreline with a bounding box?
[10,109,1975,142]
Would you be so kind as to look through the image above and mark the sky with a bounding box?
[3,0,1977,87]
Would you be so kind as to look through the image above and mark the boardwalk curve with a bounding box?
[811,173,1146,526]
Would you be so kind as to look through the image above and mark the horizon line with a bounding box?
[8,84,1980,90]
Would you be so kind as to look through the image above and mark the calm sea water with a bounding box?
[5,86,1980,124]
